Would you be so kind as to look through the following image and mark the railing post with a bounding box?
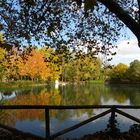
[111,106,115,122]
[45,108,50,139]
[110,106,117,136]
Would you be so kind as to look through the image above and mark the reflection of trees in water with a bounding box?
[56,84,101,120]
[0,109,16,126]
[104,85,140,105]
[56,84,140,121]
[0,88,61,126]
[71,84,140,105]
[60,84,102,105]
[14,87,45,96]
[0,84,140,129]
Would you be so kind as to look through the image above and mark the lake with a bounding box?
[0,83,140,138]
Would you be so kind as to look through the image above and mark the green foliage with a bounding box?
[61,54,102,82]
[0,80,46,89]
[89,80,104,84]
[2,42,140,85]
[109,63,128,82]
[128,60,140,82]
[41,47,62,81]
[0,47,7,81]
[0,0,139,48]
[108,60,140,83]
[41,46,103,83]
[63,62,77,82]
[0,41,111,83]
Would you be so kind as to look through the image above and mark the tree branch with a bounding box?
[138,0,140,24]
[98,0,140,45]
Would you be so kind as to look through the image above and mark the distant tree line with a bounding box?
[1,38,140,84]
[107,60,140,83]
[1,32,139,84]
[0,37,103,83]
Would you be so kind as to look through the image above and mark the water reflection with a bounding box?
[0,91,16,101]
[0,83,140,138]
[15,119,45,137]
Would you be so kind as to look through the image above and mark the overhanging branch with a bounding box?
[138,0,140,24]
[98,0,140,45]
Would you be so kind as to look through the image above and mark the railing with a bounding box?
[0,105,140,139]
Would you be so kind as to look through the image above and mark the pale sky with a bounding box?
[110,38,140,65]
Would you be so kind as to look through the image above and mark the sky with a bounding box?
[110,31,140,65]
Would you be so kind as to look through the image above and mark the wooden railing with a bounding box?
[0,105,140,139]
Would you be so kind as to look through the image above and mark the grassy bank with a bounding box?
[88,80,104,84]
[105,80,140,85]
[0,80,105,90]
[0,80,48,89]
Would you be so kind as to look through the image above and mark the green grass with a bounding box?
[0,80,48,90]
[0,80,104,90]
[88,80,104,84]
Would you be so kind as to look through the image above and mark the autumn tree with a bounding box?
[103,60,140,83]
[16,55,27,80]
[25,49,51,81]
[90,58,102,80]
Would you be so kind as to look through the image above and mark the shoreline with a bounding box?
[0,80,49,90]
[1,80,140,90]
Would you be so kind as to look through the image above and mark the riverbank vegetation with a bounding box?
[0,34,104,86]
[0,34,140,86]
[1,39,140,87]
[107,60,140,84]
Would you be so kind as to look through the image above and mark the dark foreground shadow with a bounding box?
[55,113,140,140]
[69,116,140,140]
[0,118,140,140]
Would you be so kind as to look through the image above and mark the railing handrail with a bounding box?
[0,105,140,139]
[0,105,140,109]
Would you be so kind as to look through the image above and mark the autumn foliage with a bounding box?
[23,49,51,81]
[0,47,52,81]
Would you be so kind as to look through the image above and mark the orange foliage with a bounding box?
[7,90,61,121]
[27,49,51,80]
[18,49,51,80]
[17,56,27,77]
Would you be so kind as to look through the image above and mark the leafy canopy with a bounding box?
[0,0,139,52]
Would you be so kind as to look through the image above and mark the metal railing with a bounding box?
[0,105,140,139]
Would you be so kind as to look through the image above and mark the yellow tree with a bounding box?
[0,47,8,81]
[41,47,62,81]
[17,56,27,79]
[6,47,21,80]
[110,63,128,82]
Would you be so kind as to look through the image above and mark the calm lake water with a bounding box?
[0,83,140,138]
